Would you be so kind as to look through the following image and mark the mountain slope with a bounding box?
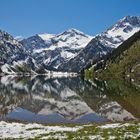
[95,30,140,79]
[0,30,29,74]
[0,30,47,74]
[0,30,27,63]
[59,16,140,72]
[21,35,47,52]
[22,28,93,71]
[1,16,140,74]
[38,33,55,42]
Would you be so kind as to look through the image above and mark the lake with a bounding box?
[0,75,139,124]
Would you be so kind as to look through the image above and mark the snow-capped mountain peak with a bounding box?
[15,36,24,41]
[119,16,140,26]
[57,28,92,39]
[19,16,140,72]
[50,28,93,50]
[58,16,140,72]
[65,28,81,33]
[22,28,93,70]
[106,16,140,42]
[38,33,55,42]
[96,16,140,50]
[108,16,140,31]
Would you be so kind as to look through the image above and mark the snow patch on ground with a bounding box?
[0,121,140,139]
[99,123,121,129]
[0,121,81,139]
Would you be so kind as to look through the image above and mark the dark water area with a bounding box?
[0,75,140,124]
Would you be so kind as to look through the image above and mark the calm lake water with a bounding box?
[0,76,140,124]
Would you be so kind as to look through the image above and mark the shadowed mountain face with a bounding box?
[0,76,139,124]
[0,30,48,75]
[95,30,140,81]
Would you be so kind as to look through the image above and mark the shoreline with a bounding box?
[0,121,139,139]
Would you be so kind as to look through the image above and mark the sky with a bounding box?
[0,0,140,38]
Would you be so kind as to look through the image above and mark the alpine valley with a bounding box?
[0,16,140,75]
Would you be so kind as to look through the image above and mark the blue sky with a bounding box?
[0,0,140,37]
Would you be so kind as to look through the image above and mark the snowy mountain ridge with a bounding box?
[0,16,140,74]
[34,28,93,51]
[104,16,140,48]
[21,28,93,70]
[38,33,55,42]
[58,16,140,72]
[0,30,49,75]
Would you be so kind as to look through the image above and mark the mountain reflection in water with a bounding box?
[0,75,139,124]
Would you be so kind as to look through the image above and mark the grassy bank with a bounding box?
[85,65,94,80]
[0,121,140,139]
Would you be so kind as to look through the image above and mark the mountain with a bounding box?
[0,30,47,75]
[95,29,140,80]
[21,35,47,52]
[0,30,27,63]
[21,28,93,71]
[1,16,140,74]
[58,16,140,72]
[38,33,55,42]
[0,29,28,74]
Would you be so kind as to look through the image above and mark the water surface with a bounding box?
[0,76,139,124]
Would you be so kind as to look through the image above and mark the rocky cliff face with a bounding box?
[0,30,47,75]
